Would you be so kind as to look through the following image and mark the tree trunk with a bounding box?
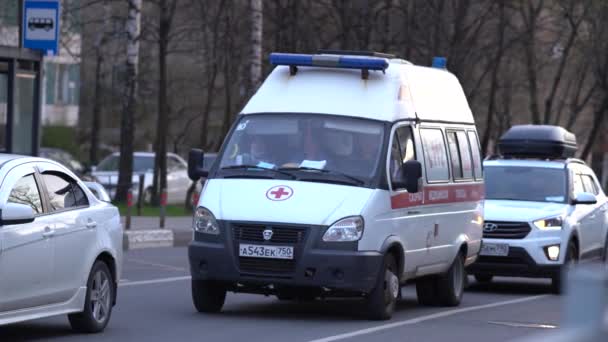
[580,98,608,160]
[116,0,142,202]
[89,0,110,166]
[481,2,505,154]
[247,0,263,98]
[152,0,177,205]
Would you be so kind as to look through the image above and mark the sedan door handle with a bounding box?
[42,226,55,238]
[86,220,97,229]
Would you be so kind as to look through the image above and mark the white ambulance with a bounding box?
[187,52,484,320]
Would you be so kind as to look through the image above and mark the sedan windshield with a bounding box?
[97,155,155,173]
[218,114,385,183]
[485,166,566,203]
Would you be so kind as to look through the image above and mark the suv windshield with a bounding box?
[217,114,385,184]
[97,155,155,173]
[485,166,566,203]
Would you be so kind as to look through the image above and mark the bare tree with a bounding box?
[115,0,142,202]
[246,0,263,98]
[89,0,111,166]
[150,0,179,205]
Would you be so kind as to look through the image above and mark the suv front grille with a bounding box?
[483,221,532,239]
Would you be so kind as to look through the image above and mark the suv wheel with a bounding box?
[551,241,577,294]
[192,280,227,313]
[365,254,399,320]
[474,274,493,283]
[68,261,115,333]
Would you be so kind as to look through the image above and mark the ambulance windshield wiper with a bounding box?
[278,166,365,186]
[221,165,296,179]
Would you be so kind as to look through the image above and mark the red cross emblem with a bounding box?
[266,185,293,201]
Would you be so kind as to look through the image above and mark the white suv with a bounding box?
[0,155,123,332]
[469,126,608,293]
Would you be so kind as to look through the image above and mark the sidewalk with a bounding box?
[121,216,193,250]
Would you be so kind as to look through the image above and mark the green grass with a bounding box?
[114,203,192,217]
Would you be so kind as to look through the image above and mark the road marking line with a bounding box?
[488,321,557,329]
[126,258,187,272]
[308,295,549,342]
[119,276,191,287]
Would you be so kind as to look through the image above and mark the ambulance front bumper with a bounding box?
[188,222,383,294]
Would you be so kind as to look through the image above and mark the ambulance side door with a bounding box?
[387,123,435,274]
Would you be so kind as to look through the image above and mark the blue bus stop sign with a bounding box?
[22,0,60,56]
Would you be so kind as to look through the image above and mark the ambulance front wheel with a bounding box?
[365,254,399,320]
[192,279,226,313]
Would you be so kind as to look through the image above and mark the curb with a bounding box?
[123,230,192,250]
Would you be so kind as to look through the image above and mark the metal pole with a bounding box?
[125,188,133,230]
[18,0,23,48]
[160,187,167,228]
[137,173,144,215]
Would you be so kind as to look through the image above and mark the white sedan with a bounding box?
[0,154,122,333]
[92,152,192,204]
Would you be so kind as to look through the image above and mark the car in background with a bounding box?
[39,147,90,179]
[91,152,192,204]
[469,125,608,293]
[0,154,122,333]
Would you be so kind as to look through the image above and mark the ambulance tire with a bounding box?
[192,279,226,313]
[436,254,465,306]
[365,254,399,321]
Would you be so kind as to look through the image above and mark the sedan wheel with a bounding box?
[69,261,115,333]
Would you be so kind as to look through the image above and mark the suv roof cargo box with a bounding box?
[498,125,577,159]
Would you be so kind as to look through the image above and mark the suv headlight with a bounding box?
[533,216,563,230]
[322,216,364,242]
[193,207,220,235]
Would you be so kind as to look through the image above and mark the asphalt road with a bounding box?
[1,247,563,342]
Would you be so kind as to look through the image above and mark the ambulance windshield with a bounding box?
[218,114,385,183]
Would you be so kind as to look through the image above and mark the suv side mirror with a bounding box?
[1,203,35,225]
[401,160,422,193]
[188,149,208,181]
[572,192,597,205]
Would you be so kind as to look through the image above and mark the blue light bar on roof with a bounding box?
[269,53,389,79]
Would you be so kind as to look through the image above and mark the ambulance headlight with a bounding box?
[193,207,220,235]
[322,216,364,242]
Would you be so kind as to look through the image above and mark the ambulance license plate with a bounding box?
[239,244,294,260]
[480,243,509,256]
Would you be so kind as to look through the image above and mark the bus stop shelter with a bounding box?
[0,45,42,156]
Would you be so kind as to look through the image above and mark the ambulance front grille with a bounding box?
[238,257,296,275]
[232,225,306,244]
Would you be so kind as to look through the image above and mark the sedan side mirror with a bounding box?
[402,160,422,193]
[1,203,35,225]
[188,149,208,181]
[572,192,597,205]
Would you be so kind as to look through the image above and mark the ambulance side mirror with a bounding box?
[402,160,422,193]
[188,149,208,181]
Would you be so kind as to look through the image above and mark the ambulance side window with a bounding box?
[467,131,483,180]
[420,128,450,183]
[389,138,402,183]
[447,132,463,179]
[389,126,416,186]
